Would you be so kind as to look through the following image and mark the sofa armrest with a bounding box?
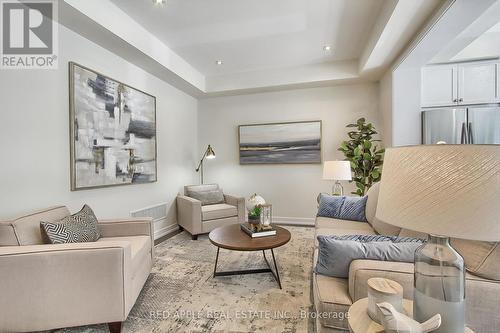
[348,259,414,302]
[98,217,154,257]
[176,195,202,234]
[224,194,245,223]
[0,242,132,332]
[99,217,153,238]
[464,273,500,332]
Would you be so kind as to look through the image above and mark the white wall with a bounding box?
[0,25,198,236]
[379,70,394,147]
[392,66,422,146]
[198,84,382,222]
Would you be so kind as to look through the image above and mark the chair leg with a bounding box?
[108,322,122,333]
[191,234,198,240]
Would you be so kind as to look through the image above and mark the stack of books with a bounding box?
[240,223,276,238]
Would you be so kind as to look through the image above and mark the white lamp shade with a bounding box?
[323,161,352,180]
[376,145,500,242]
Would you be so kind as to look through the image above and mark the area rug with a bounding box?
[56,226,315,333]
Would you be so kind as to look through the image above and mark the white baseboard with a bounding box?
[154,222,179,240]
[154,217,314,238]
[272,216,315,227]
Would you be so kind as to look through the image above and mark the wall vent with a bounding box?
[131,202,173,239]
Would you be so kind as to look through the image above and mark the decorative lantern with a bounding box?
[260,204,272,227]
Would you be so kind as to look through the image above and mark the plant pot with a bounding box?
[248,216,260,225]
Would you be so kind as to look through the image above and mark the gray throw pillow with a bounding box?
[317,194,368,222]
[315,235,424,278]
[317,194,344,217]
[187,188,225,206]
[40,204,101,244]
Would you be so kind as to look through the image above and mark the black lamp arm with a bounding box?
[195,148,208,172]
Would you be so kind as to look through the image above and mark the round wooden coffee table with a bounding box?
[208,224,291,289]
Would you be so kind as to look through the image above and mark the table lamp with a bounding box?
[323,160,352,195]
[376,145,500,333]
[195,144,215,184]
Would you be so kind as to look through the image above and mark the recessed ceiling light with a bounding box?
[215,60,223,65]
[153,0,166,5]
[323,45,332,51]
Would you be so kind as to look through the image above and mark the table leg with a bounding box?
[213,247,220,278]
[271,249,282,289]
[263,249,282,289]
[212,248,282,289]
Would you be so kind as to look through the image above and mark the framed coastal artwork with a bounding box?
[238,120,322,164]
[69,62,157,190]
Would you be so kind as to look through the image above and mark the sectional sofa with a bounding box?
[312,182,500,333]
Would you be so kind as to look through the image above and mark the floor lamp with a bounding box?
[196,144,215,184]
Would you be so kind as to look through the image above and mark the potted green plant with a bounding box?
[338,118,384,196]
[248,205,262,225]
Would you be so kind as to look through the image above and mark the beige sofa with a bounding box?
[313,182,500,333]
[177,184,245,239]
[0,206,153,333]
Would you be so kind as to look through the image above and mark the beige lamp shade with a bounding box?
[375,145,500,242]
[323,160,352,180]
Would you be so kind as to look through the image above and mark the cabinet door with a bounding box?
[421,65,457,107]
[458,62,497,105]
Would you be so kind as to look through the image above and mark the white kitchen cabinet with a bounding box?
[421,60,499,107]
[458,62,498,105]
[421,65,457,107]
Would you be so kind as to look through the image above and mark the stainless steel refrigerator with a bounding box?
[422,106,500,144]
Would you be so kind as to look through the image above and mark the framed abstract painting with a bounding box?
[238,120,322,164]
[69,62,157,190]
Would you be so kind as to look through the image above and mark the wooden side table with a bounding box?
[348,298,474,333]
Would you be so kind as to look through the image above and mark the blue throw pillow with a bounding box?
[315,235,425,278]
[317,194,344,218]
[340,196,368,221]
[317,194,368,222]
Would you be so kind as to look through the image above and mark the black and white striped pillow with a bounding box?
[40,204,100,244]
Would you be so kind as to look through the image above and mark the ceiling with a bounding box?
[61,0,443,96]
[109,0,384,76]
[430,0,500,64]
[451,20,500,61]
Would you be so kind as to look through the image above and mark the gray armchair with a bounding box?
[176,184,245,240]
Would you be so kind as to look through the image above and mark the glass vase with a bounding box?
[414,235,465,333]
[332,181,343,196]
